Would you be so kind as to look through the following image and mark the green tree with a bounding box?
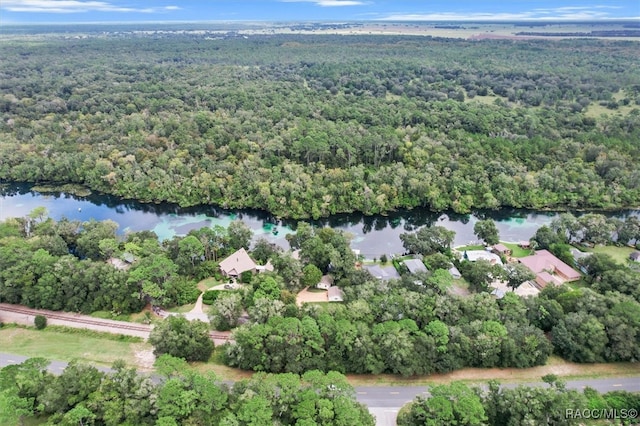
[397,382,487,426]
[473,219,499,246]
[227,220,253,251]
[301,264,323,288]
[149,316,214,362]
[504,263,535,292]
[209,292,243,331]
[400,226,455,255]
[460,260,504,293]
[531,225,561,250]
[551,312,608,363]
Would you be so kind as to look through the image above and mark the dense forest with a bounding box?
[1,33,640,218]
[0,355,374,425]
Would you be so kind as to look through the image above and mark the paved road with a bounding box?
[357,377,640,425]
[2,352,638,426]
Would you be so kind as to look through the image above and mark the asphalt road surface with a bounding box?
[1,353,638,426]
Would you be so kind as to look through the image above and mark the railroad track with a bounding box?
[0,304,230,341]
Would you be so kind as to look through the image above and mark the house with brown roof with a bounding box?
[219,248,257,278]
[492,244,511,256]
[518,249,580,288]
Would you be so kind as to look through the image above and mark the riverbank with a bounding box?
[1,182,638,258]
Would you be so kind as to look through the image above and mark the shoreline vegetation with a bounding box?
[30,183,92,197]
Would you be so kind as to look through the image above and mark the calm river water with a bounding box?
[1,183,638,258]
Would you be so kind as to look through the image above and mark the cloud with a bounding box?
[1,1,181,14]
[281,0,367,6]
[379,6,628,21]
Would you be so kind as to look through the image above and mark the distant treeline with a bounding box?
[515,30,640,37]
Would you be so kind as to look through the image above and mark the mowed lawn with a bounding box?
[0,326,151,367]
[585,245,637,265]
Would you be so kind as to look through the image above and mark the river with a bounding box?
[1,183,638,258]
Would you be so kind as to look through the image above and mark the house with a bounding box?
[535,271,561,288]
[403,258,428,274]
[448,265,462,279]
[317,275,333,290]
[630,251,640,262]
[219,248,257,278]
[364,264,400,281]
[463,250,503,265]
[570,248,591,262]
[492,244,511,256]
[518,249,581,288]
[327,286,344,302]
[518,241,531,249]
[491,288,506,299]
[122,252,136,264]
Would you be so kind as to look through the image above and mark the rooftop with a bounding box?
[519,249,580,281]
[463,250,503,265]
[219,247,257,276]
[403,258,428,274]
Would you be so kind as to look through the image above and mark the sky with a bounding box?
[0,0,639,24]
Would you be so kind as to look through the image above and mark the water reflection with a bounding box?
[1,182,638,258]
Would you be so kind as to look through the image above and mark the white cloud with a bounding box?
[281,0,367,6]
[1,1,181,14]
[379,6,629,21]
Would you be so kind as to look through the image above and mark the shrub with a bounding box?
[202,290,221,305]
[240,270,253,284]
[34,315,47,330]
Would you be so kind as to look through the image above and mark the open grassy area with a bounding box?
[192,347,254,381]
[0,325,151,368]
[455,244,485,252]
[197,277,218,291]
[502,242,534,258]
[167,303,196,313]
[584,245,636,265]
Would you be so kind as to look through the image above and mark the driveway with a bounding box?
[296,287,328,306]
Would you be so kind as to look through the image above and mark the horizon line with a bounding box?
[2,17,640,26]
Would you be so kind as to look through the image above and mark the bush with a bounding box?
[149,316,214,362]
[240,270,253,284]
[34,315,47,330]
[202,290,221,305]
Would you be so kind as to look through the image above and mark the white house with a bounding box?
[327,286,344,302]
[317,275,333,290]
[219,248,257,278]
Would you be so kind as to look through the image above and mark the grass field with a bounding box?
[0,326,151,368]
[455,244,485,252]
[502,242,534,258]
[585,245,636,265]
[197,277,218,291]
